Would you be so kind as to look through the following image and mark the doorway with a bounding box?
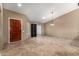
[31,24,37,37]
[10,19,21,42]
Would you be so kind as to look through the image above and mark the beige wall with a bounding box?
[44,8,79,39]
[41,24,45,35]
[0,4,4,50]
[3,9,31,45]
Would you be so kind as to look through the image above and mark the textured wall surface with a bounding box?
[0,4,4,50]
[44,8,79,39]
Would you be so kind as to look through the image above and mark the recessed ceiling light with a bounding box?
[42,16,46,19]
[17,3,22,7]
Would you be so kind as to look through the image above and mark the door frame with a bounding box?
[8,17,22,43]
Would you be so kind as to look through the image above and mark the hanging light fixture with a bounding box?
[50,9,55,26]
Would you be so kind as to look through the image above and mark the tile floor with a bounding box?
[1,36,79,56]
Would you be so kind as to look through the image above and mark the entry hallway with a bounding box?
[1,36,79,56]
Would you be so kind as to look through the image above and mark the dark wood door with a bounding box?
[31,24,37,37]
[10,19,21,42]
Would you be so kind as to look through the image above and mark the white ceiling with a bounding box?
[3,3,78,23]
